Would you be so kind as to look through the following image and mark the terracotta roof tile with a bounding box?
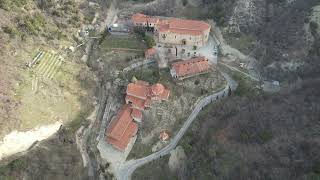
[105,105,138,151]
[126,81,170,108]
[126,95,146,110]
[106,105,133,140]
[145,48,157,58]
[158,18,210,35]
[106,121,137,151]
[132,13,159,24]
[172,57,210,78]
[159,89,170,100]
[131,109,143,120]
[126,83,150,100]
[151,83,165,96]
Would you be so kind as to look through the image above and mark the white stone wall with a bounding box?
[158,30,209,47]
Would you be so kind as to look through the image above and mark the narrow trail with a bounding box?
[75,1,119,179]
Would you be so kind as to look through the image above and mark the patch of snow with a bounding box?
[0,121,62,160]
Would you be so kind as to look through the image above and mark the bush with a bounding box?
[144,34,156,48]
[17,14,46,35]
[313,161,320,174]
[310,21,319,37]
[193,45,197,50]
[207,4,225,26]
[182,0,188,6]
[258,130,273,143]
[0,0,28,10]
[2,26,19,38]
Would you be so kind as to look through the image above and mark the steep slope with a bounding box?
[130,0,320,179]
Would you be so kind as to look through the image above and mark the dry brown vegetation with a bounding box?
[133,77,320,180]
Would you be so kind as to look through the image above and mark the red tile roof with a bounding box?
[158,18,210,36]
[145,48,157,58]
[159,89,170,100]
[131,108,143,121]
[151,83,165,96]
[106,121,137,151]
[105,105,138,151]
[127,83,150,100]
[126,81,170,109]
[132,13,159,24]
[132,13,211,36]
[126,95,148,110]
[172,57,210,78]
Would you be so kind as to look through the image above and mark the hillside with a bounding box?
[0,0,102,136]
[130,0,320,179]
[0,0,106,179]
[0,0,319,179]
[133,78,320,180]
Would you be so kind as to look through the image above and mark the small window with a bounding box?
[175,36,176,39]
[190,37,192,40]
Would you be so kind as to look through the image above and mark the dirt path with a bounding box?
[75,1,119,179]
[209,20,261,80]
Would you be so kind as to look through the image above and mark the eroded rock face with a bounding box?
[226,0,320,80]
[228,0,267,34]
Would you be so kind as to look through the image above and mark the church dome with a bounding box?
[151,83,165,96]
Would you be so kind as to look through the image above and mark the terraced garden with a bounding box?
[33,51,64,79]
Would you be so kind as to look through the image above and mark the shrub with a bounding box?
[17,14,46,35]
[2,26,19,38]
[182,0,188,6]
[258,130,273,143]
[313,161,320,174]
[310,21,319,37]
[207,4,225,26]
[144,34,156,48]
[193,45,197,50]
[0,0,28,10]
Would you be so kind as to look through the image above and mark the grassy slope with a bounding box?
[0,0,99,179]
[0,0,96,136]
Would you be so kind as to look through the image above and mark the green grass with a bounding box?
[0,0,28,10]
[232,72,260,97]
[132,155,179,180]
[126,66,160,84]
[0,158,27,180]
[100,34,147,50]
[127,141,153,160]
[2,26,20,38]
[17,14,46,35]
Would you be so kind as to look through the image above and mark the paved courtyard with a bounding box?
[154,35,218,67]
[97,135,137,172]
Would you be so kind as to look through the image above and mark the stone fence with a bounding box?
[122,59,155,72]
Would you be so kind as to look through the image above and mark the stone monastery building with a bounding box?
[171,56,210,80]
[105,105,138,151]
[105,81,170,151]
[132,13,211,47]
[126,80,170,110]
